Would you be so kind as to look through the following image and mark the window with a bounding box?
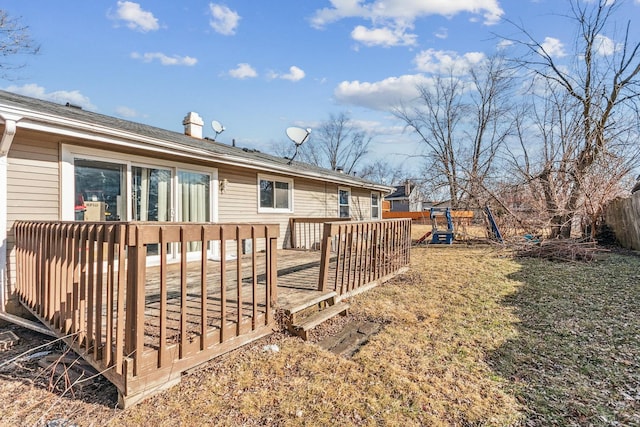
[258,174,293,212]
[74,159,126,221]
[338,187,350,218]
[371,192,380,219]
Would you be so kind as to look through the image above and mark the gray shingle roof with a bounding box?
[386,184,413,199]
[0,89,391,192]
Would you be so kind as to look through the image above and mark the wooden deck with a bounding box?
[13,219,411,407]
[139,249,328,350]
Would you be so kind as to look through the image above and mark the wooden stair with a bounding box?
[285,291,349,340]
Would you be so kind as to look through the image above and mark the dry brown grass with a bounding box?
[411,222,488,241]
[2,244,638,426]
[108,245,524,427]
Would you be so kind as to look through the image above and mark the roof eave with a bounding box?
[0,103,393,193]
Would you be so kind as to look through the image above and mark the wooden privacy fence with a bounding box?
[13,221,279,408]
[605,192,640,250]
[318,218,411,297]
[288,217,351,250]
[383,210,474,224]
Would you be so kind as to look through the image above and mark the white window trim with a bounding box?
[61,144,218,223]
[338,186,351,218]
[257,173,294,214]
[371,191,381,219]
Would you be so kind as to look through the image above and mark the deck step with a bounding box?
[285,291,337,315]
[291,302,349,340]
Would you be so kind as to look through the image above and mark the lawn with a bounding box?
[1,242,638,426]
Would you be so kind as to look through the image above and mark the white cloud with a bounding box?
[434,27,448,39]
[131,52,198,66]
[351,24,417,47]
[276,66,306,82]
[311,0,504,30]
[229,63,257,79]
[111,1,159,32]
[539,37,566,58]
[5,83,97,110]
[593,34,618,56]
[115,106,139,118]
[497,39,513,50]
[334,74,434,111]
[209,3,240,35]
[414,49,486,75]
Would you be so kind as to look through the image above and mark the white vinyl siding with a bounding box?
[7,134,60,222]
[6,132,60,308]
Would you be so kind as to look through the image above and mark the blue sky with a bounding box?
[3,1,640,176]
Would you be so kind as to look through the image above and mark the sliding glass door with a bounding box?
[132,166,171,222]
[177,170,210,223]
[178,170,212,253]
[132,166,172,256]
[64,145,217,262]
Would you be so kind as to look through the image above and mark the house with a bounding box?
[385,180,423,212]
[0,89,410,407]
[0,89,392,310]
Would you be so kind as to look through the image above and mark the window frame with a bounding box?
[257,173,294,214]
[371,191,381,219]
[62,144,218,223]
[62,145,220,263]
[338,186,351,218]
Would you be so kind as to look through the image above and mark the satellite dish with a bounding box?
[285,127,311,165]
[286,127,311,146]
[211,120,225,140]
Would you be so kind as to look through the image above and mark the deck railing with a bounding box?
[13,221,279,407]
[288,217,351,250]
[317,218,411,296]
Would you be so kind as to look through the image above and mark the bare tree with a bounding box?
[358,159,404,185]
[506,0,640,237]
[505,83,582,236]
[0,10,39,78]
[300,112,371,174]
[394,54,514,210]
[394,73,465,207]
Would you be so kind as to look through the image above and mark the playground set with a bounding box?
[414,205,503,245]
[415,207,455,244]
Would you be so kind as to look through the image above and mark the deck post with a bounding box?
[288,218,295,249]
[268,234,278,318]
[317,222,334,292]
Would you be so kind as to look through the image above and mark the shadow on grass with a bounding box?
[489,253,640,426]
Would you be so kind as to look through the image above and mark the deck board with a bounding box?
[129,250,329,350]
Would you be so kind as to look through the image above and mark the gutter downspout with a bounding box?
[0,116,17,315]
[0,115,53,336]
